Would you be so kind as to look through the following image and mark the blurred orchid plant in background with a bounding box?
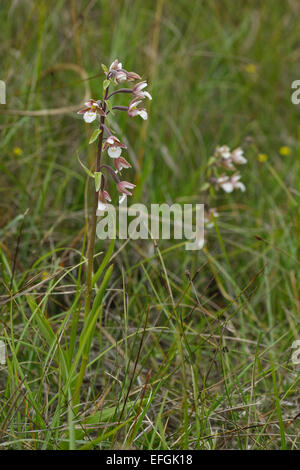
[201,144,248,241]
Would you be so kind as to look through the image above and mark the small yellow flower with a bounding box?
[244,63,257,74]
[41,271,50,280]
[258,153,268,162]
[279,146,291,156]
[13,146,23,156]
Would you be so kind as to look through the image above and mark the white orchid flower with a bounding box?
[128,99,148,120]
[231,147,247,165]
[103,135,127,159]
[77,99,105,124]
[215,145,231,160]
[133,81,152,100]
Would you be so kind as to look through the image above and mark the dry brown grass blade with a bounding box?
[134,0,165,183]
[0,63,90,117]
[0,270,63,306]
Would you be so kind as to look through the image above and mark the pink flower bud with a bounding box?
[108,59,141,84]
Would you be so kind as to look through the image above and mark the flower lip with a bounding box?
[97,201,107,213]
[217,175,234,193]
[108,146,122,159]
[103,135,127,159]
[96,190,111,215]
[138,110,148,120]
[83,111,97,123]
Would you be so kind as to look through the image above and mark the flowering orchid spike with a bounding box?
[103,135,127,159]
[77,99,105,123]
[76,59,149,395]
[117,181,136,196]
[114,156,131,173]
[128,98,148,120]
